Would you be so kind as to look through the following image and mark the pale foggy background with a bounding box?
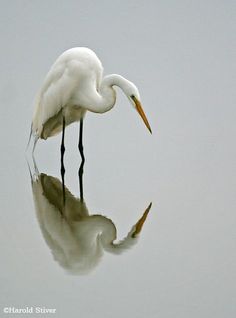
[0,0,235,317]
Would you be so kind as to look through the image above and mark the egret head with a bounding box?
[124,81,152,134]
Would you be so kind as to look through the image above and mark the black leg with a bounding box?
[61,116,66,204]
[78,118,85,163]
[78,119,85,201]
[78,160,84,202]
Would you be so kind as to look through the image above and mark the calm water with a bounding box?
[0,1,235,317]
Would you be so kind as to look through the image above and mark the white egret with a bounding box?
[30,47,152,157]
[31,171,152,275]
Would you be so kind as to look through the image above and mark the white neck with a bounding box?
[103,225,139,254]
[91,215,138,254]
[86,74,131,113]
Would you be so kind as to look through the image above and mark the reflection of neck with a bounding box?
[89,215,117,245]
[100,222,138,254]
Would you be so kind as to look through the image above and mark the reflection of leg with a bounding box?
[78,119,85,201]
[61,116,66,203]
[79,160,84,202]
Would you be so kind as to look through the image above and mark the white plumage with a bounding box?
[31,172,151,275]
[32,48,100,138]
[31,47,151,150]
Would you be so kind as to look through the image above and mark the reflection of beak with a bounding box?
[133,96,152,134]
[132,202,152,238]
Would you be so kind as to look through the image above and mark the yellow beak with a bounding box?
[132,202,152,238]
[133,96,152,134]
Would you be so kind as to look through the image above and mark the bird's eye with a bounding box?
[130,94,135,100]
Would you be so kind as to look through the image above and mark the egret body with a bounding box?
[31,47,152,155]
[31,172,151,274]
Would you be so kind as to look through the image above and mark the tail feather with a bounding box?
[32,135,39,155]
[26,123,33,151]
[26,123,39,154]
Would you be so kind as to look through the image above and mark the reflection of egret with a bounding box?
[30,170,151,275]
[29,47,152,161]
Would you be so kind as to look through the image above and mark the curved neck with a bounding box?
[102,74,129,88]
[86,74,130,113]
[104,225,138,255]
[87,215,117,245]
[83,216,138,254]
